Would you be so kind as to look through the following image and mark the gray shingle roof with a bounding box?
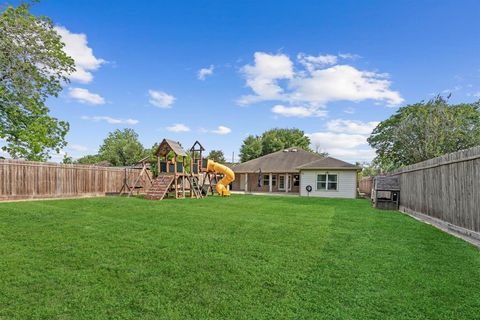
[232,148,323,173]
[296,157,361,170]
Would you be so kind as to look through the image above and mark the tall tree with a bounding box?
[207,150,226,163]
[261,128,311,155]
[368,96,480,170]
[239,128,311,162]
[239,135,262,162]
[98,129,146,166]
[75,154,102,165]
[0,3,75,160]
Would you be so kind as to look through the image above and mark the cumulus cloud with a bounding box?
[338,53,361,60]
[326,119,379,135]
[298,53,337,72]
[68,144,89,152]
[148,90,175,108]
[69,88,105,105]
[81,116,139,125]
[54,26,106,83]
[289,65,403,106]
[271,104,327,118]
[198,65,214,80]
[308,131,374,162]
[238,52,403,117]
[166,123,190,133]
[307,119,380,162]
[238,52,294,105]
[211,126,231,135]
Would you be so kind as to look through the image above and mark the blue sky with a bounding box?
[13,0,480,162]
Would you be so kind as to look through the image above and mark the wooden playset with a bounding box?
[119,156,153,197]
[141,139,235,200]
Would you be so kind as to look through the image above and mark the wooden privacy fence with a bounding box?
[391,146,480,233]
[358,177,373,196]
[0,159,148,201]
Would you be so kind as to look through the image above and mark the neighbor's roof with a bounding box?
[155,138,187,157]
[296,157,361,170]
[232,148,323,173]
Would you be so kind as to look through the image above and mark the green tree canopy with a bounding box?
[207,150,226,163]
[239,128,311,162]
[0,3,75,160]
[98,129,147,166]
[368,96,480,171]
[239,135,263,162]
[75,154,102,165]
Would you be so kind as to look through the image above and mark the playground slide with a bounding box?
[206,159,235,196]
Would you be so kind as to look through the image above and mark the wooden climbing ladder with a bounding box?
[189,175,203,199]
[144,174,175,200]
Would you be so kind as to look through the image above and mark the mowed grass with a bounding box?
[0,196,479,319]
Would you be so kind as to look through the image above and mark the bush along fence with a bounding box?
[0,159,147,201]
[391,146,480,240]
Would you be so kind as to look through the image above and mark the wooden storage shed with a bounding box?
[372,176,400,210]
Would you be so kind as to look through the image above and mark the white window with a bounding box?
[278,175,292,191]
[271,175,277,186]
[316,174,338,191]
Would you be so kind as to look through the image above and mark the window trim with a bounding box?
[316,173,338,191]
[278,174,292,191]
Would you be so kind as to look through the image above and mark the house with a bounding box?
[230,148,361,198]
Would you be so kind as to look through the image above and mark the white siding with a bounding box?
[300,170,357,198]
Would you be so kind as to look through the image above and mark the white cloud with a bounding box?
[298,53,337,72]
[343,107,355,114]
[211,125,231,135]
[308,119,380,162]
[54,26,105,83]
[148,90,175,108]
[166,123,190,132]
[81,116,139,125]
[326,119,379,135]
[238,52,403,116]
[289,65,403,106]
[325,147,376,161]
[338,53,361,60]
[68,144,88,152]
[308,131,374,162]
[271,104,327,118]
[68,88,105,105]
[238,52,294,105]
[198,65,214,80]
[309,132,368,149]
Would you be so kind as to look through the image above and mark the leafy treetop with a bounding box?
[239,128,311,162]
[0,2,75,160]
[368,96,480,171]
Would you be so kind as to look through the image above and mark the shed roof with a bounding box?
[296,157,361,170]
[155,138,187,157]
[374,176,400,191]
[232,148,323,173]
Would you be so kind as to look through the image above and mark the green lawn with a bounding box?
[0,196,479,319]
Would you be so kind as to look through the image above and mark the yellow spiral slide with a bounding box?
[206,159,235,196]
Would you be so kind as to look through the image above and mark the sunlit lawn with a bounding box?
[0,195,479,319]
